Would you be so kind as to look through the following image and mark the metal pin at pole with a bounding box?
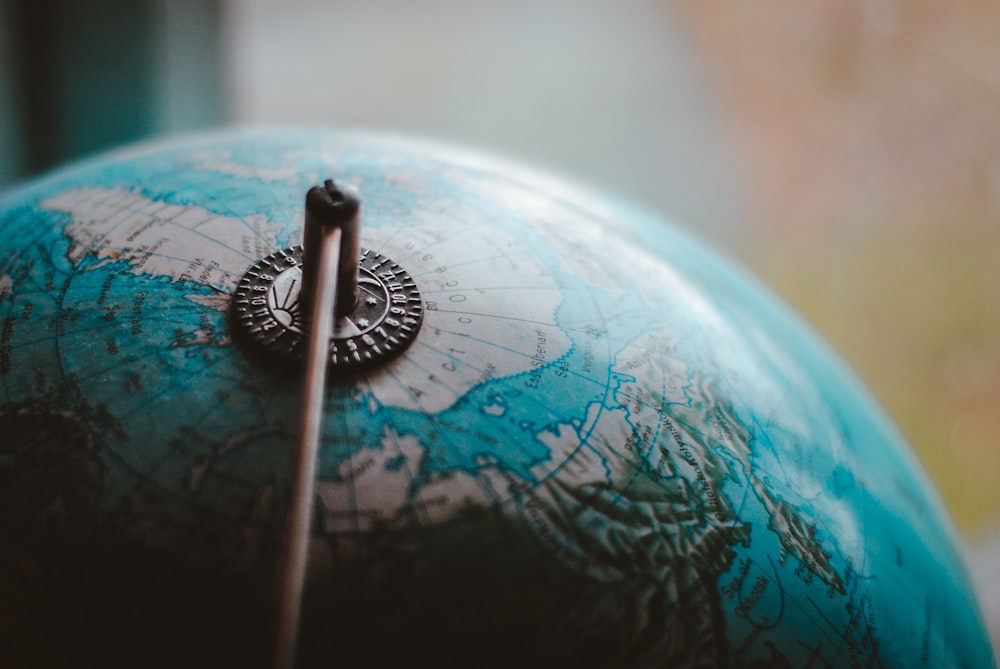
[302,180,361,319]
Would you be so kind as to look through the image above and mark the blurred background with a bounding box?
[2,0,998,643]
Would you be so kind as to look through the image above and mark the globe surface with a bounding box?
[0,130,993,668]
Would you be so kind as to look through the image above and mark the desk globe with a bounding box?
[0,130,994,668]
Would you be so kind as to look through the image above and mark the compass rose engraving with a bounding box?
[268,271,303,329]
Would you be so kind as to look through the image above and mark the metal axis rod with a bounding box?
[274,224,342,669]
[274,180,361,669]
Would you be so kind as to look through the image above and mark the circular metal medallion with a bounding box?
[231,245,424,372]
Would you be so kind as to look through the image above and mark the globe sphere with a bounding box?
[0,130,993,668]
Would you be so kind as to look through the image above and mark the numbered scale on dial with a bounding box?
[231,245,424,372]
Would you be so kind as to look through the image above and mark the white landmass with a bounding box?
[185,293,232,311]
[43,187,284,294]
[316,426,493,533]
[356,198,570,413]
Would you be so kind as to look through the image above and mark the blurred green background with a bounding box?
[2,0,998,639]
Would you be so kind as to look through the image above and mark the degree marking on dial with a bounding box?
[232,245,424,372]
